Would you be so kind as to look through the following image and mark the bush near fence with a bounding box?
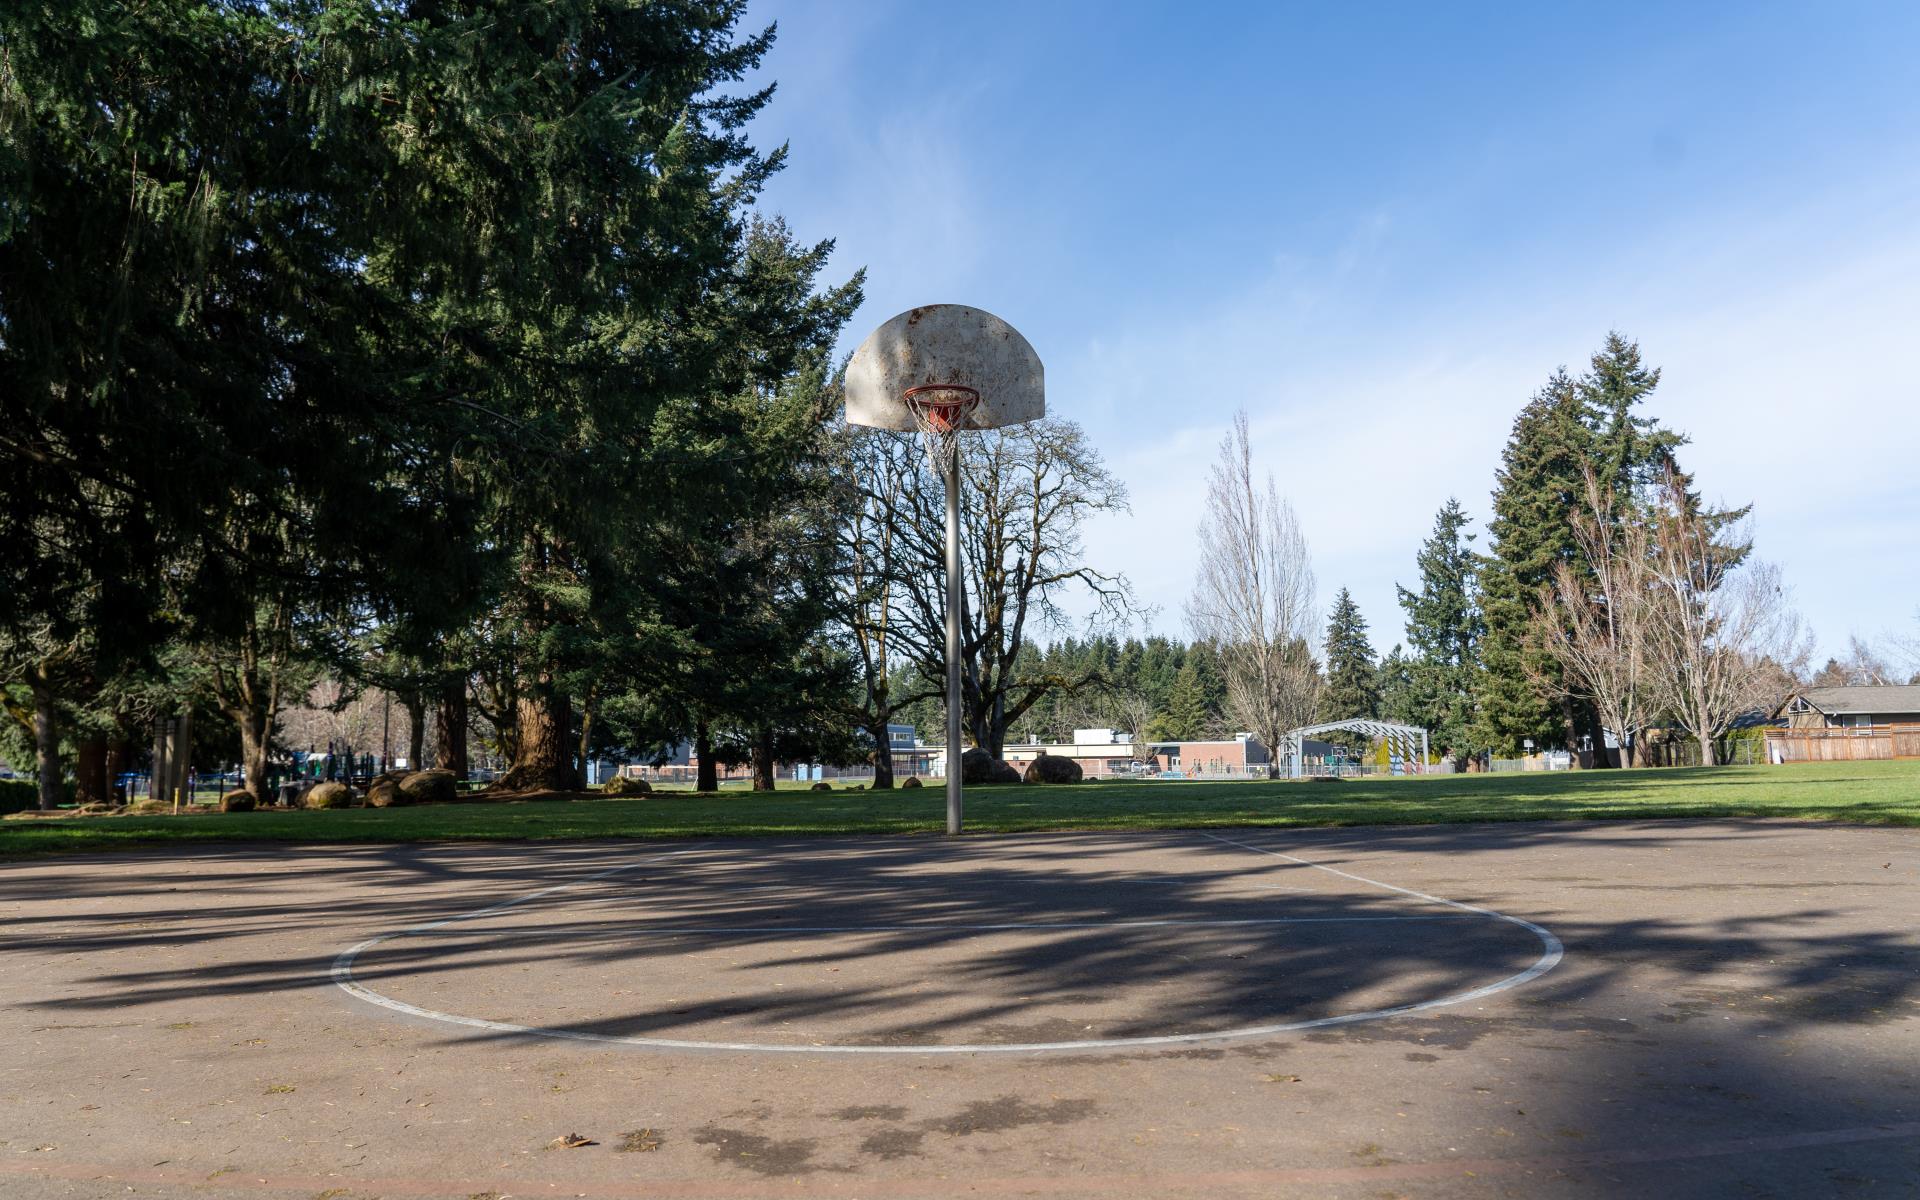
[0,779,75,814]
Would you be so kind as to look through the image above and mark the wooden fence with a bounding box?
[1765,724,1920,762]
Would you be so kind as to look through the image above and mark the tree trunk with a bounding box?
[404,692,426,772]
[74,735,108,806]
[1699,733,1717,767]
[499,679,577,792]
[105,732,132,802]
[434,679,469,779]
[694,718,717,793]
[238,711,271,806]
[31,679,60,811]
[868,718,895,789]
[576,689,596,788]
[751,726,776,792]
[1580,703,1612,769]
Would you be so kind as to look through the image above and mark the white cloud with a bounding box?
[1069,189,1920,660]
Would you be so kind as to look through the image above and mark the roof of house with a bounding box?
[1794,684,1920,714]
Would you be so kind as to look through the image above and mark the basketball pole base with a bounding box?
[944,438,964,836]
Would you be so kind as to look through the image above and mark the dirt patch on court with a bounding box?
[924,1095,1099,1136]
[690,1126,830,1175]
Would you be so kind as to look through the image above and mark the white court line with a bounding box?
[406,913,1480,939]
[331,836,1564,1055]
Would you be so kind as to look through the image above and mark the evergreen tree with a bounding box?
[1155,661,1212,741]
[1475,334,1711,759]
[1320,589,1380,746]
[1474,370,1594,754]
[1395,499,1483,759]
[1376,645,1417,726]
[1581,333,1686,497]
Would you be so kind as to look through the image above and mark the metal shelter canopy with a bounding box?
[1283,719,1430,778]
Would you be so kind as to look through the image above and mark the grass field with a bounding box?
[2,760,1915,856]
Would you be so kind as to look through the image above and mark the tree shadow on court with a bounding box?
[4,824,1913,1196]
[4,824,1913,1053]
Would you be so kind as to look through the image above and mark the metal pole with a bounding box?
[944,439,964,836]
[944,437,967,833]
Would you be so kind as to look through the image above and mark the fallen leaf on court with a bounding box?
[1264,1074,1302,1083]
[264,1084,295,1094]
[618,1128,663,1153]
[547,1133,596,1149]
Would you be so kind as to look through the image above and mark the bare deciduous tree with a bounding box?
[834,424,940,787]
[1186,411,1321,777]
[888,417,1135,758]
[1645,472,1808,765]
[1892,615,1920,683]
[1108,689,1160,762]
[1532,470,1659,767]
[1810,635,1898,687]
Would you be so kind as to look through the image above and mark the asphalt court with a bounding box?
[334,832,1559,1051]
[4,820,1917,1199]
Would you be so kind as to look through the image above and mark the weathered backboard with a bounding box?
[844,304,1044,432]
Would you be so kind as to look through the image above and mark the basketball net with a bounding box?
[903,385,979,479]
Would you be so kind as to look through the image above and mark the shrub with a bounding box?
[0,779,72,814]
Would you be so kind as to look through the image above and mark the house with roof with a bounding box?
[1768,684,1920,763]
[1779,684,1920,729]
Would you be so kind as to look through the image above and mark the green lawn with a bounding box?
[3,760,1916,856]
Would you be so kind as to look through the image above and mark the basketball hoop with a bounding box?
[843,305,1044,836]
[903,384,979,477]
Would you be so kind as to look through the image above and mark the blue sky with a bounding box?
[744,1,1920,665]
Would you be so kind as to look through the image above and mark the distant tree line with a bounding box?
[1209,334,1811,770]
[899,334,1821,773]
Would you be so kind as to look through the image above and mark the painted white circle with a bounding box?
[331,834,1564,1055]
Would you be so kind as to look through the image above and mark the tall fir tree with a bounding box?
[1475,333,1708,759]
[1395,498,1483,759]
[1474,370,1593,754]
[1156,660,1212,741]
[1581,333,1685,497]
[1320,589,1379,750]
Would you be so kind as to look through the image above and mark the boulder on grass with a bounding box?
[366,779,409,808]
[599,775,652,797]
[901,776,923,789]
[809,781,833,792]
[960,748,1022,785]
[398,768,458,805]
[1021,753,1083,785]
[304,781,354,809]
[220,790,256,813]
